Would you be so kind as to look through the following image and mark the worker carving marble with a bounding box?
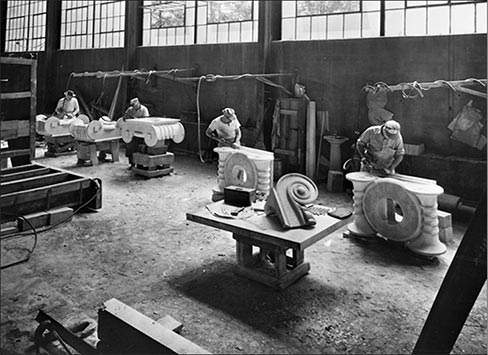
[124,97,150,169]
[356,119,405,176]
[54,90,80,119]
[205,107,242,149]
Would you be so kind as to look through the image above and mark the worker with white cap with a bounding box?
[124,97,150,168]
[124,97,149,119]
[54,90,80,119]
[205,107,242,149]
[356,119,405,175]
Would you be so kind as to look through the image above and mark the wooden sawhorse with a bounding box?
[76,139,120,166]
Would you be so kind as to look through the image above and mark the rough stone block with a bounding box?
[437,210,452,229]
[439,226,453,244]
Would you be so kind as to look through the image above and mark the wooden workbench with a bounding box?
[186,201,350,290]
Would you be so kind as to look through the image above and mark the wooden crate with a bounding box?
[1,57,37,166]
[0,162,102,223]
[274,98,308,174]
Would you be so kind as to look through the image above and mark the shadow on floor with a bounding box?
[344,232,443,268]
[169,258,349,333]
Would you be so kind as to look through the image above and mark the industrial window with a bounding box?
[282,1,381,40]
[5,0,47,52]
[60,0,125,49]
[142,0,194,45]
[385,0,487,36]
[282,0,486,40]
[142,1,259,46]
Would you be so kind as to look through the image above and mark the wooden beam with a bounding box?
[0,167,52,183]
[1,172,70,194]
[382,79,487,92]
[29,55,37,161]
[453,86,487,99]
[0,120,31,140]
[305,101,316,179]
[0,148,31,158]
[413,193,487,354]
[0,164,102,222]
[0,162,47,174]
[0,0,6,53]
[0,92,31,99]
[365,79,487,100]
[98,298,210,354]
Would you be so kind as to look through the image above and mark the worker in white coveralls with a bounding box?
[54,90,80,119]
[205,107,242,149]
[356,119,405,176]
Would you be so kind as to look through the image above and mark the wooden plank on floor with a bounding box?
[157,315,184,334]
[99,298,211,354]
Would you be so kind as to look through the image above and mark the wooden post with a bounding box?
[306,101,316,179]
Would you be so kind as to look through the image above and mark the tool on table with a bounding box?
[231,206,246,216]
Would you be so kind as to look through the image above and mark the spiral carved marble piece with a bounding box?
[118,117,185,146]
[278,173,319,206]
[85,119,122,141]
[264,173,318,229]
[36,115,76,137]
[70,117,120,142]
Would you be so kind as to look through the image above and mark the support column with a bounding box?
[42,1,61,113]
[123,1,143,107]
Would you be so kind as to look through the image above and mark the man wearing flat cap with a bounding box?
[205,107,242,149]
[124,97,150,168]
[124,97,149,119]
[54,90,80,119]
[356,119,405,175]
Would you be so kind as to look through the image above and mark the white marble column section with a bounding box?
[214,147,234,193]
[252,157,272,196]
[345,172,377,236]
[405,183,446,256]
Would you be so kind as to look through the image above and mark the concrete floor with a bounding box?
[1,146,486,354]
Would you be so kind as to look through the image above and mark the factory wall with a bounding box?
[269,34,487,200]
[43,48,126,118]
[35,33,486,200]
[270,34,486,158]
[41,44,265,148]
[134,43,265,148]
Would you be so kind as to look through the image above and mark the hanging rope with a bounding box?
[196,76,206,164]
[192,72,295,163]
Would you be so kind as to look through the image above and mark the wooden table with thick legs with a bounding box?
[187,201,350,290]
